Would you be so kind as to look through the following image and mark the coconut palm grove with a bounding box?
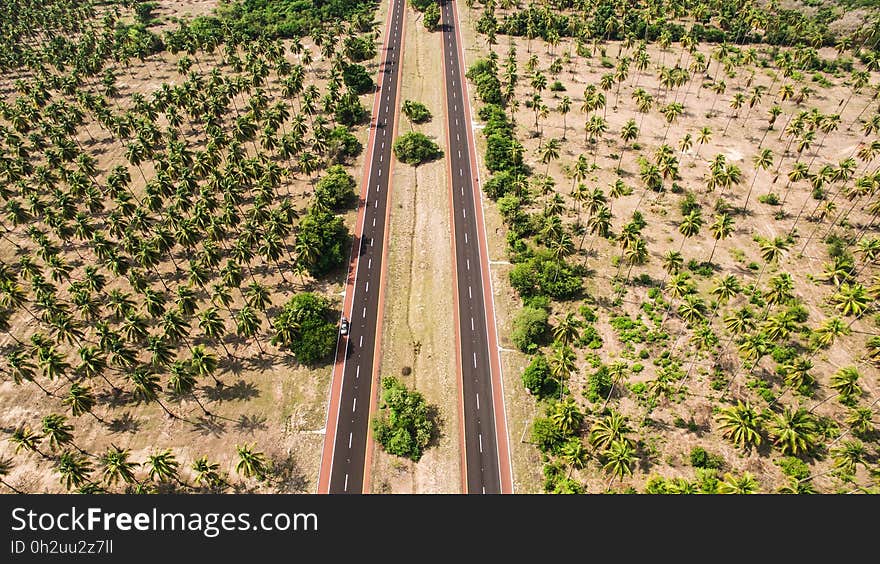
[0,0,879,494]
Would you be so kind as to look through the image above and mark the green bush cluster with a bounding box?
[314,165,357,210]
[392,132,443,165]
[372,376,436,461]
[511,306,550,353]
[270,293,338,365]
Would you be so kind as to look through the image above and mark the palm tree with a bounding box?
[718,471,760,494]
[199,306,233,359]
[768,407,818,456]
[557,96,571,139]
[560,439,588,478]
[661,250,684,275]
[552,313,582,347]
[192,455,228,491]
[128,365,178,419]
[707,213,734,264]
[715,401,763,450]
[538,137,561,176]
[831,440,868,475]
[548,344,576,398]
[617,118,639,172]
[41,413,77,453]
[56,451,93,491]
[677,211,703,252]
[695,126,711,160]
[832,283,870,317]
[845,406,875,436]
[8,425,46,458]
[146,449,182,486]
[550,398,583,435]
[63,383,102,422]
[588,410,631,452]
[235,443,269,481]
[100,446,138,487]
[602,438,636,484]
[0,457,24,493]
[711,274,741,304]
[782,356,815,392]
[830,366,862,403]
[189,344,221,387]
[743,148,774,212]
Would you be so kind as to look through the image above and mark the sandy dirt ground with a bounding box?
[368,5,460,494]
[456,4,880,492]
[0,0,386,493]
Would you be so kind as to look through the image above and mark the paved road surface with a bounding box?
[439,0,514,494]
[317,0,405,494]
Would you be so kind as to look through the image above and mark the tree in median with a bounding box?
[402,100,433,129]
[271,293,338,365]
[423,2,440,31]
[371,376,437,461]
[393,132,443,165]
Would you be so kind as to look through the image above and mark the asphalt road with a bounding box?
[439,0,509,494]
[320,0,405,494]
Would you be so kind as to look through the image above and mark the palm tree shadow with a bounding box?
[202,380,260,402]
[267,453,309,493]
[219,354,245,375]
[107,411,140,434]
[189,416,226,438]
[244,352,278,372]
[98,388,133,409]
[235,413,268,434]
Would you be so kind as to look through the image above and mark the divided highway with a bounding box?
[317,0,405,494]
[439,0,514,494]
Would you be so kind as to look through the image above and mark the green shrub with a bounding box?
[329,126,363,160]
[314,164,356,210]
[295,206,350,277]
[343,34,377,62]
[585,364,612,403]
[775,456,810,480]
[372,376,436,461]
[689,446,725,469]
[758,192,780,205]
[577,325,603,349]
[511,306,550,353]
[270,293,338,365]
[402,100,432,124]
[342,63,374,94]
[549,80,566,92]
[392,132,443,165]
[335,91,367,125]
[423,2,440,30]
[521,354,557,399]
[579,304,597,323]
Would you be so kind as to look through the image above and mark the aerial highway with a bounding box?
[317,0,406,494]
[439,0,514,494]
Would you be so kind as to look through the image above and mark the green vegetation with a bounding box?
[511,306,550,353]
[342,63,375,95]
[208,0,379,39]
[392,132,443,165]
[315,165,357,210]
[270,293,339,365]
[402,100,433,125]
[372,377,437,461]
